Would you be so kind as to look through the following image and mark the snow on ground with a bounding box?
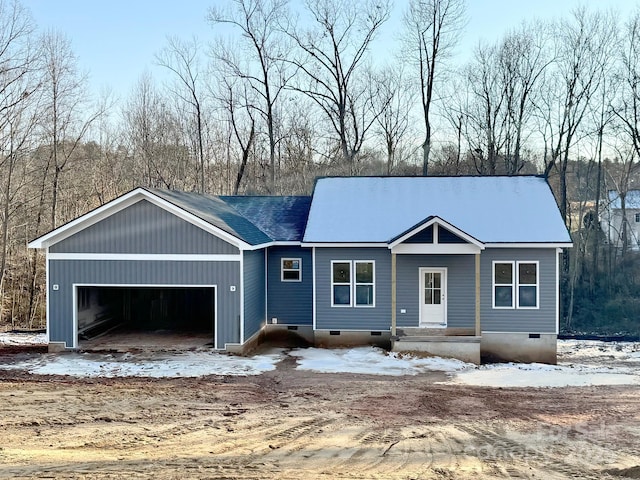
[0,332,47,346]
[289,346,470,376]
[559,339,640,362]
[0,351,282,378]
[0,332,639,386]
[446,362,640,388]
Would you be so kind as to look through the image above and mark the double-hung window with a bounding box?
[493,261,538,309]
[331,260,375,307]
[281,258,301,282]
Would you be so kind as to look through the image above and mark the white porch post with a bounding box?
[475,252,481,336]
[391,251,397,336]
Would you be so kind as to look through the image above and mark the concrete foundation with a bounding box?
[48,342,67,353]
[481,332,557,364]
[392,336,481,364]
[314,330,391,348]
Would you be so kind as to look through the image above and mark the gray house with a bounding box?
[29,176,571,364]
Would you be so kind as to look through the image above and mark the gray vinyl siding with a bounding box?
[480,248,557,333]
[51,199,239,254]
[243,250,266,341]
[48,259,241,349]
[314,248,391,330]
[267,246,313,325]
[396,254,475,328]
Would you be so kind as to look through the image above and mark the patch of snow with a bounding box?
[445,362,640,388]
[0,351,282,378]
[559,340,640,362]
[0,332,46,346]
[290,346,472,376]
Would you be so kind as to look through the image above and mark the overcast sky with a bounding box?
[22,0,639,101]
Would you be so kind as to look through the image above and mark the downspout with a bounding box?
[391,251,397,337]
[475,252,481,337]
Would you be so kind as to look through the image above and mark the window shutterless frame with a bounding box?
[492,260,539,309]
[331,260,352,307]
[516,261,539,309]
[492,261,515,309]
[331,260,375,307]
[281,258,302,282]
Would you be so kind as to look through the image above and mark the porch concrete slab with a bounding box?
[392,336,481,364]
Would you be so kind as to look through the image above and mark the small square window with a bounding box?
[281,258,301,282]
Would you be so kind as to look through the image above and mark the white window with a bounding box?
[517,262,538,308]
[493,262,514,308]
[331,260,375,307]
[355,261,375,306]
[281,258,301,282]
[492,261,538,309]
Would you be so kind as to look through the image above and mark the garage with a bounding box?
[76,285,216,349]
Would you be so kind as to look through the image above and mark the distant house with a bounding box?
[28,176,572,364]
[601,190,640,251]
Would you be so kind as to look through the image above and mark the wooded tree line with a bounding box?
[1,0,640,334]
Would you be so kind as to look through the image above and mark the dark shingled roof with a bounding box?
[147,188,311,245]
[221,196,312,242]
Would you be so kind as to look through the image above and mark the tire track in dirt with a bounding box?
[456,424,603,479]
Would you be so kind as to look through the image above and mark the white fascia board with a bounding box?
[391,243,481,255]
[484,242,573,248]
[301,242,387,248]
[388,216,484,249]
[29,188,250,251]
[48,253,241,262]
[244,241,301,251]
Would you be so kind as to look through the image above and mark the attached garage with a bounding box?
[29,188,268,351]
[76,285,216,343]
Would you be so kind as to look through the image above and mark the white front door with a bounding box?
[419,268,447,327]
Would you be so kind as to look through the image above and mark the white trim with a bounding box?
[71,283,217,350]
[312,247,317,330]
[556,249,561,335]
[28,188,251,250]
[48,253,241,262]
[391,243,481,255]
[480,330,556,334]
[354,260,376,308]
[239,254,245,344]
[388,216,484,249]
[301,242,386,248]
[516,261,540,310]
[281,257,302,282]
[492,260,540,310]
[492,261,515,309]
[484,242,573,248]
[315,328,391,332]
[418,267,448,327]
[265,249,269,323]
[45,247,50,343]
[331,260,353,307]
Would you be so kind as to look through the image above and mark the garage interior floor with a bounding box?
[78,330,214,353]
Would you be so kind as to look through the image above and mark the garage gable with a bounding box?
[50,199,240,255]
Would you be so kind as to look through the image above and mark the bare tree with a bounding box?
[40,30,102,229]
[612,11,640,161]
[208,0,292,193]
[537,8,617,224]
[371,66,416,175]
[402,0,466,176]
[156,36,208,193]
[283,0,391,171]
[0,0,40,322]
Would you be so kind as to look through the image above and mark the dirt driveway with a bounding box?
[0,350,638,479]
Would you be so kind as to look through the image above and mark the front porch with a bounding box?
[391,327,481,364]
